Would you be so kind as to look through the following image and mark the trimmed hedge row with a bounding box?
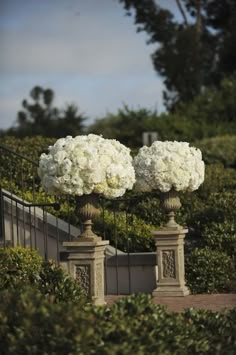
[185,248,236,294]
[0,289,235,354]
[196,135,236,168]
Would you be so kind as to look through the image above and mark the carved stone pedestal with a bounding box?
[152,228,190,297]
[62,240,109,305]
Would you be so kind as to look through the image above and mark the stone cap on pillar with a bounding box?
[153,228,188,237]
[63,240,109,248]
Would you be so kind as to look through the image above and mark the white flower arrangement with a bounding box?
[134,141,205,193]
[38,134,136,198]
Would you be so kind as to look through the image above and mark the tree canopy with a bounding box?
[119,0,236,109]
[4,86,86,138]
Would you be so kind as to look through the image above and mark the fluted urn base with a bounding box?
[160,189,183,231]
[76,193,102,241]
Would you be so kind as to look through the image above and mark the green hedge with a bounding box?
[0,247,42,290]
[95,208,156,252]
[0,135,55,161]
[185,248,236,294]
[196,135,236,168]
[0,290,235,354]
[0,247,86,303]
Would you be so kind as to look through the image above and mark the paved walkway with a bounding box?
[105,294,236,312]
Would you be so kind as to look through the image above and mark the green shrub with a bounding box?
[0,247,42,290]
[0,289,236,355]
[185,248,236,294]
[196,135,236,168]
[0,247,85,303]
[198,221,236,258]
[0,287,92,355]
[151,112,209,142]
[0,135,55,161]
[39,261,86,302]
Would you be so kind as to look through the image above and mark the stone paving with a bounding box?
[105,294,236,312]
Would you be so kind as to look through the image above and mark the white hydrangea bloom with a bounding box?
[38,134,136,198]
[134,141,205,193]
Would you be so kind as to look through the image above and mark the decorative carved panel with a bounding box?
[76,265,90,296]
[162,250,176,278]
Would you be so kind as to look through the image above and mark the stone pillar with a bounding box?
[152,228,190,297]
[62,240,109,305]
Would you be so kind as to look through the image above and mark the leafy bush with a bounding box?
[198,221,236,258]
[0,135,55,161]
[0,247,42,290]
[0,247,85,303]
[185,248,236,294]
[0,290,236,354]
[150,112,209,142]
[196,135,236,168]
[39,261,86,302]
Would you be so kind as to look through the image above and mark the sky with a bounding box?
[0,0,180,130]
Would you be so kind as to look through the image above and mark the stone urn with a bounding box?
[76,193,102,241]
[160,189,182,230]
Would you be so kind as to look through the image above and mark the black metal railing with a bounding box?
[0,188,61,261]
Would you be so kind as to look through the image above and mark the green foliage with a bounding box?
[0,290,236,354]
[181,165,236,255]
[198,222,236,259]
[185,248,236,294]
[0,247,85,303]
[95,208,156,252]
[177,77,236,124]
[0,135,54,161]
[0,247,42,290]
[0,287,91,355]
[88,105,213,147]
[196,135,236,168]
[39,261,87,302]
[88,105,157,148]
[150,113,208,142]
